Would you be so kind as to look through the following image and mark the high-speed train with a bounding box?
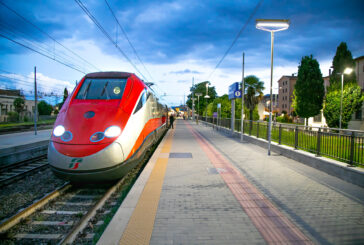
[48,72,168,182]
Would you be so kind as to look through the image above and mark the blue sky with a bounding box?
[0,0,363,105]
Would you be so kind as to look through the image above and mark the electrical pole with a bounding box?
[241,52,245,142]
[192,77,195,121]
[34,66,37,135]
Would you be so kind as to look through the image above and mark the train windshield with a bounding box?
[76,78,127,100]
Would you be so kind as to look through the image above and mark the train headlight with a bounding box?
[53,125,65,137]
[104,126,121,138]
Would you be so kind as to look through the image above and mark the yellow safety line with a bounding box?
[119,128,174,245]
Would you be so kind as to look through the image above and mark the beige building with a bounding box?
[0,89,37,122]
[348,56,364,130]
[355,56,364,90]
[277,75,297,115]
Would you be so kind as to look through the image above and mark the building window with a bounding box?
[355,109,362,120]
[314,113,322,122]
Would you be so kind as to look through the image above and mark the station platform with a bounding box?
[0,129,51,166]
[0,129,51,152]
[99,120,364,244]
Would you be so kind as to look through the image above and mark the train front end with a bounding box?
[48,72,143,182]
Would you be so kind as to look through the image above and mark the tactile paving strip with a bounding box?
[119,129,175,245]
[169,152,192,158]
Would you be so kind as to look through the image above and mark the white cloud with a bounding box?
[136,1,182,24]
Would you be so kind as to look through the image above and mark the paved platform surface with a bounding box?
[0,129,51,151]
[99,120,364,245]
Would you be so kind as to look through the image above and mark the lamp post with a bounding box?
[339,67,353,129]
[191,97,196,121]
[196,93,202,124]
[204,83,210,122]
[256,19,289,156]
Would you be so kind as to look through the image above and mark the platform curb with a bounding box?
[202,122,364,188]
[97,129,172,245]
[0,140,49,167]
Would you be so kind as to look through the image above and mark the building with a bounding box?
[277,75,297,115]
[0,89,37,122]
[348,56,364,130]
[355,56,364,91]
[0,89,23,122]
[261,94,279,114]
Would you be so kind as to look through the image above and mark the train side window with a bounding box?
[142,90,147,104]
[134,91,147,114]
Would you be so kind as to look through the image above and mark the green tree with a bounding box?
[7,111,19,122]
[329,42,356,89]
[206,102,213,117]
[323,84,363,128]
[243,105,259,121]
[38,100,53,115]
[211,94,231,118]
[13,97,25,114]
[187,81,217,115]
[244,75,264,121]
[58,87,69,109]
[293,55,325,124]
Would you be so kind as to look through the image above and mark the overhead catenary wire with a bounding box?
[0,68,73,88]
[0,1,101,72]
[0,33,86,74]
[104,0,155,82]
[206,0,264,80]
[0,75,67,95]
[75,0,149,83]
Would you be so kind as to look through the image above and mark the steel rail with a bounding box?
[0,182,71,233]
[59,177,127,244]
[0,155,48,187]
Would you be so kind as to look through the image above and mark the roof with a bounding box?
[278,75,297,81]
[0,89,22,97]
[354,55,364,61]
[85,71,134,79]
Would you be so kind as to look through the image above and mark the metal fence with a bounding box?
[198,116,364,167]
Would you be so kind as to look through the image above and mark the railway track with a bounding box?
[0,155,49,187]
[0,178,126,244]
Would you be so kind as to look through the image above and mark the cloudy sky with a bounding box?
[0,0,363,105]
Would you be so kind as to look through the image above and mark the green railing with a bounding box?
[198,116,364,167]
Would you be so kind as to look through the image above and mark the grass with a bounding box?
[0,119,56,128]
[214,120,364,167]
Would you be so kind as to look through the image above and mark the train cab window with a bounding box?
[76,78,127,100]
[134,90,147,114]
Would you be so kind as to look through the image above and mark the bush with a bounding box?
[276,114,292,123]
[38,101,53,115]
[7,111,19,122]
[24,116,29,122]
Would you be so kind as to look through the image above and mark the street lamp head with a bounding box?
[344,67,353,74]
[256,19,290,32]
[204,95,210,99]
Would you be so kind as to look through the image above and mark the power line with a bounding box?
[0,1,100,72]
[0,19,88,74]
[0,68,72,88]
[206,0,264,80]
[0,33,86,74]
[75,0,149,82]
[104,0,154,82]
